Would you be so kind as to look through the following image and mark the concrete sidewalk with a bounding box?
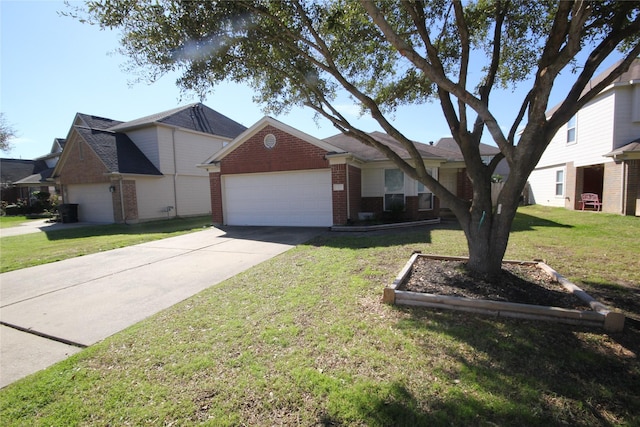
[0,225,323,388]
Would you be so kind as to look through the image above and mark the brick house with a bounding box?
[200,116,468,227]
[52,103,246,223]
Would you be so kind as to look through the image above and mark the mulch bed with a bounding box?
[399,257,592,311]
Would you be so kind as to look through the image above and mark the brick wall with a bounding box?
[603,161,622,213]
[220,125,329,175]
[332,164,347,224]
[58,138,110,186]
[111,180,138,223]
[209,172,223,224]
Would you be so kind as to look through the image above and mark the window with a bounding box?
[384,169,404,211]
[417,181,433,210]
[566,115,576,143]
[555,170,564,196]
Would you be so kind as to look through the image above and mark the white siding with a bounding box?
[175,175,211,217]
[362,168,384,197]
[438,169,458,209]
[613,85,640,149]
[536,91,615,170]
[156,127,225,175]
[126,127,161,170]
[135,177,177,220]
[528,165,566,207]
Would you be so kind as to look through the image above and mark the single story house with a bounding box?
[52,103,246,223]
[200,116,470,227]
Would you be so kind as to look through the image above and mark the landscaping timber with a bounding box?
[384,254,625,332]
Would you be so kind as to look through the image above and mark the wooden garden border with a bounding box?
[383,254,625,332]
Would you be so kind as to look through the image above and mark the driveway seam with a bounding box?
[0,321,87,348]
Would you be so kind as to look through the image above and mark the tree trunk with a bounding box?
[457,177,521,278]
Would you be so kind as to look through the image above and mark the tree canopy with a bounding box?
[0,113,16,153]
[74,0,640,275]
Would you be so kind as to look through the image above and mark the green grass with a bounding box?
[0,216,214,273]
[1,206,639,426]
[0,216,40,229]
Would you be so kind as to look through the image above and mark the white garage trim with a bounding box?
[66,183,115,223]
[223,169,332,227]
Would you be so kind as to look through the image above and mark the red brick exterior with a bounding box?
[331,164,347,224]
[57,138,110,187]
[112,179,139,223]
[220,125,329,175]
[209,172,223,224]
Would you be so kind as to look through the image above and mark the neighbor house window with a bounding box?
[417,181,434,210]
[555,170,564,196]
[384,169,405,211]
[567,115,576,144]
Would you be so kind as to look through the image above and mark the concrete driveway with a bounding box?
[0,225,323,388]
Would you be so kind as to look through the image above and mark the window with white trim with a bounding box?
[384,169,405,211]
[555,170,564,196]
[566,115,576,144]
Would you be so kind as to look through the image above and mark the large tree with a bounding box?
[75,0,640,276]
[0,113,16,153]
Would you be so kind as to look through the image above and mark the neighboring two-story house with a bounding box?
[528,59,640,216]
[52,103,246,223]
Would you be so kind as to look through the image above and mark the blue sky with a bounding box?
[1,0,624,160]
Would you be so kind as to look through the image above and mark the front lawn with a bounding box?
[0,216,40,229]
[1,206,638,425]
[0,216,214,273]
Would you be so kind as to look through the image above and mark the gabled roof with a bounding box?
[434,137,500,156]
[547,58,640,116]
[202,116,343,164]
[0,158,49,184]
[13,168,54,186]
[73,127,162,175]
[109,103,247,139]
[75,113,123,130]
[323,131,463,162]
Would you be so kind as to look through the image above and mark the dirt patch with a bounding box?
[399,257,592,311]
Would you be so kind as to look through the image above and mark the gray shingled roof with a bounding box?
[0,159,48,184]
[108,103,247,139]
[434,137,501,156]
[323,131,463,162]
[74,127,162,176]
[75,113,124,130]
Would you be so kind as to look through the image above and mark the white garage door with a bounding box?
[224,170,332,227]
[67,183,115,223]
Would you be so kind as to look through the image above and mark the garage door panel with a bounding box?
[67,184,115,223]
[224,170,332,227]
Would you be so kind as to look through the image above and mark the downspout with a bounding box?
[172,128,179,217]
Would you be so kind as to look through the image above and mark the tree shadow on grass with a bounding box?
[510,212,574,232]
[310,221,462,250]
[394,307,640,426]
[41,216,214,241]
